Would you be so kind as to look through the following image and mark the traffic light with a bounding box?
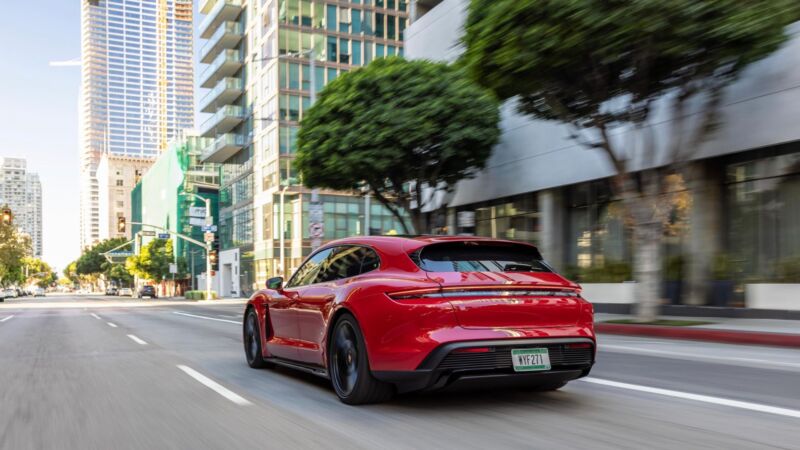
[209,249,219,271]
[117,216,126,234]
[1,208,12,225]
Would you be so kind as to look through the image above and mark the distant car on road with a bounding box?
[105,287,118,296]
[244,236,596,405]
[3,288,18,299]
[138,286,157,299]
[33,288,46,297]
[117,288,133,297]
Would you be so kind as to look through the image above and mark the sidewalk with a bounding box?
[595,313,800,348]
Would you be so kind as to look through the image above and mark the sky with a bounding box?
[0,2,82,273]
[0,1,204,274]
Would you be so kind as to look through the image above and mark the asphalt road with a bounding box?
[1,294,799,449]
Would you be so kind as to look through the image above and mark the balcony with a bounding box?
[200,133,246,164]
[200,21,243,64]
[200,77,243,113]
[200,105,246,137]
[200,0,243,39]
[200,49,242,89]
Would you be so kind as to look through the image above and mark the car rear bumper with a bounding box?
[373,337,595,393]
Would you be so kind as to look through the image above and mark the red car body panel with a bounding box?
[245,236,595,378]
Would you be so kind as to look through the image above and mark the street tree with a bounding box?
[126,239,186,283]
[74,238,135,289]
[461,0,800,320]
[296,57,500,233]
[0,212,32,286]
[22,257,57,288]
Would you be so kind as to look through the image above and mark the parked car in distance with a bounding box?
[138,285,157,299]
[244,236,596,405]
[4,288,18,299]
[117,288,133,297]
[33,287,46,297]
[105,287,118,296]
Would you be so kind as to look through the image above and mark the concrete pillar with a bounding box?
[539,189,565,271]
[684,162,724,305]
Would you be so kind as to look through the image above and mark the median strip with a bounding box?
[127,334,147,345]
[582,377,800,419]
[172,311,240,324]
[177,365,251,406]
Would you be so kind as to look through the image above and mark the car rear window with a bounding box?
[413,241,552,273]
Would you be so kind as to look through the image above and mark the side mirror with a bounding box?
[266,277,284,290]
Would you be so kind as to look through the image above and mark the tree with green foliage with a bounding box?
[0,213,32,286]
[126,239,187,283]
[461,0,800,320]
[296,57,501,233]
[22,257,57,288]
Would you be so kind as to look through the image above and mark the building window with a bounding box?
[116,179,124,187]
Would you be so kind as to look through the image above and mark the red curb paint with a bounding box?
[596,323,800,348]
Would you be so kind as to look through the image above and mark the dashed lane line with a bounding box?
[177,365,251,406]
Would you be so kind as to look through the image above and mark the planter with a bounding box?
[709,280,735,307]
[580,283,637,304]
[746,284,800,310]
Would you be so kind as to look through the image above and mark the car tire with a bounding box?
[328,314,393,405]
[244,308,269,369]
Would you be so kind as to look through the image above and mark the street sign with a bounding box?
[189,206,207,218]
[201,225,218,232]
[204,232,215,243]
[309,222,324,239]
[189,217,206,227]
[140,230,156,237]
[169,263,178,274]
[309,202,324,224]
[158,233,170,239]
[108,251,134,257]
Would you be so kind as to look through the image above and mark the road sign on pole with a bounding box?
[204,232,215,243]
[140,230,156,237]
[309,201,324,251]
[201,225,217,233]
[158,233,170,239]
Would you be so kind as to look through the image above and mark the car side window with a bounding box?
[286,248,334,288]
[317,246,381,283]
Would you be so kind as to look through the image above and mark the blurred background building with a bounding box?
[96,154,151,241]
[79,0,195,250]
[0,157,43,257]
[131,133,219,292]
[407,0,800,309]
[198,0,408,296]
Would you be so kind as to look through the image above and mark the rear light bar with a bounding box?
[566,342,593,349]
[452,347,492,354]
[389,288,581,300]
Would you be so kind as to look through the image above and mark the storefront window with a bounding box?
[727,151,800,281]
[457,194,540,244]
[566,181,631,271]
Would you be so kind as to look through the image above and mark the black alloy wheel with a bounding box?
[244,309,268,368]
[328,314,393,405]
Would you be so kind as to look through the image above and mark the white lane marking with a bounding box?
[177,365,251,406]
[90,313,101,320]
[0,315,14,322]
[107,322,118,328]
[127,334,147,345]
[600,344,800,370]
[173,311,240,324]
[583,377,800,419]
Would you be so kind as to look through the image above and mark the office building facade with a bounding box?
[79,0,195,249]
[199,0,408,296]
[0,157,43,257]
[406,0,800,308]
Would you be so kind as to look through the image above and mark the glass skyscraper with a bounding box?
[80,0,194,249]
[199,0,407,296]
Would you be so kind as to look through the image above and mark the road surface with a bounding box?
[1,294,798,449]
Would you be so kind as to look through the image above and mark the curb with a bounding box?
[595,323,800,348]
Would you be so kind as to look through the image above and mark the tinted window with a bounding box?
[317,246,381,283]
[287,248,334,287]
[415,242,551,273]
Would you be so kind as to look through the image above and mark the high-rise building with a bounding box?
[96,153,152,241]
[79,0,195,250]
[198,0,408,296]
[0,157,43,257]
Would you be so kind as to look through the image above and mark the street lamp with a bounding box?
[183,192,214,300]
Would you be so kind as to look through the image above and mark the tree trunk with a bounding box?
[410,210,428,235]
[632,217,664,322]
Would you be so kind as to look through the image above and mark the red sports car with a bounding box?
[243,236,595,404]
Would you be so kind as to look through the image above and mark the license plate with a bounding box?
[511,348,551,372]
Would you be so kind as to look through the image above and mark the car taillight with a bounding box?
[567,342,593,349]
[453,347,492,354]
[387,288,443,300]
